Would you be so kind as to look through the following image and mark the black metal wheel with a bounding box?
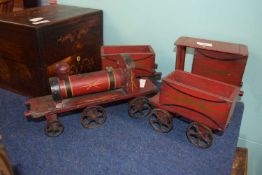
[128,96,151,119]
[149,108,173,133]
[45,121,64,137]
[186,122,213,149]
[80,106,107,129]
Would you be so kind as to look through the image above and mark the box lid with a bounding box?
[0,4,101,28]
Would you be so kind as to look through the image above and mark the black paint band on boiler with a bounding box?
[108,71,115,90]
[64,78,73,98]
[49,77,62,102]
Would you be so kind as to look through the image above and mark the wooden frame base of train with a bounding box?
[25,80,156,137]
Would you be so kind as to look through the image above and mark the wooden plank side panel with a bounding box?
[41,12,103,65]
[192,49,248,86]
[0,57,46,96]
[46,44,102,77]
[101,45,156,77]
[159,82,232,131]
[0,23,39,65]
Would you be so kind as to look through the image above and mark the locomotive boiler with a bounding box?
[49,68,126,101]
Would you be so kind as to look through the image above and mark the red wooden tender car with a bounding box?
[101,45,161,81]
[24,55,157,137]
[148,37,248,148]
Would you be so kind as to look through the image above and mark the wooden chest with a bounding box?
[0,4,103,96]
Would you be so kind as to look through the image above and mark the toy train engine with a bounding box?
[24,55,157,137]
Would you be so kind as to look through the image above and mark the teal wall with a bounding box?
[59,0,262,174]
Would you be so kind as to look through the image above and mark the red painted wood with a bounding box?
[57,69,126,99]
[101,45,159,78]
[125,68,140,94]
[152,70,240,131]
[24,78,157,119]
[176,36,248,56]
[175,45,186,70]
[175,37,248,87]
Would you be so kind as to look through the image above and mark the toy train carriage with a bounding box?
[24,55,157,137]
[175,37,248,88]
[149,70,240,148]
[101,45,161,80]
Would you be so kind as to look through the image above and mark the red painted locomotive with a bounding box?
[24,55,157,137]
[148,37,248,148]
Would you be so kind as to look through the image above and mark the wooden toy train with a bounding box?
[24,54,157,137]
[24,37,248,149]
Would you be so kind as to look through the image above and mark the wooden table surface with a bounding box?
[231,147,248,175]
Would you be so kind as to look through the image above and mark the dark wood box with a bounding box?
[0,4,103,96]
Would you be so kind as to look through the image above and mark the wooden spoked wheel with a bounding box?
[45,121,64,137]
[186,122,213,149]
[80,106,107,129]
[149,108,173,133]
[128,96,151,119]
